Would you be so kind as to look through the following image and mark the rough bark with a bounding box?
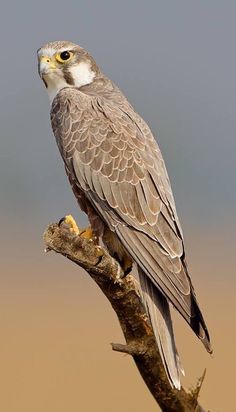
[43,223,208,412]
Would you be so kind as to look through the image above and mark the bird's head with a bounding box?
[37,41,99,102]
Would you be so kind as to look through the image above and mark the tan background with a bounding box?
[1,226,234,411]
[1,1,236,410]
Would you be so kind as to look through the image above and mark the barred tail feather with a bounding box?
[138,268,183,389]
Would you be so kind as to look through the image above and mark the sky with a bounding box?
[0,1,235,411]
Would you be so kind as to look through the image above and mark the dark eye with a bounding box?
[60,51,71,60]
[55,51,73,63]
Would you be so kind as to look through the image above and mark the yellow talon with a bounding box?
[64,214,80,235]
[62,215,96,241]
[80,227,94,240]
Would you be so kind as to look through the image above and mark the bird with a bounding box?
[37,40,212,389]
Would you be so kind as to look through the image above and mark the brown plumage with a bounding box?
[38,41,212,389]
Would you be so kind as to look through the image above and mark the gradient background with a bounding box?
[0,1,235,410]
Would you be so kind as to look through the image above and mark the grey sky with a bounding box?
[1,0,235,234]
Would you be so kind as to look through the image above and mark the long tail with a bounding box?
[138,268,183,389]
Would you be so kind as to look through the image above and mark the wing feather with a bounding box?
[51,87,212,352]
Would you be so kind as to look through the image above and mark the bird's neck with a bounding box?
[45,62,96,104]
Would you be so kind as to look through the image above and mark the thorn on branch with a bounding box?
[111,342,147,356]
[189,369,207,410]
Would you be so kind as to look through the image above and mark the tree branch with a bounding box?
[43,223,208,412]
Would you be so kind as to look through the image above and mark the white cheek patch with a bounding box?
[69,62,95,89]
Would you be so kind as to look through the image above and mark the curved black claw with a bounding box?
[58,216,66,226]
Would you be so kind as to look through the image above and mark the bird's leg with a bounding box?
[59,214,96,242]
[121,255,133,278]
[112,252,133,279]
[102,228,133,279]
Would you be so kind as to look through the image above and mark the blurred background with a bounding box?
[0,1,235,410]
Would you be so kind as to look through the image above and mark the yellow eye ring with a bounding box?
[55,51,73,63]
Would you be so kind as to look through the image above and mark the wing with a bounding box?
[51,88,211,352]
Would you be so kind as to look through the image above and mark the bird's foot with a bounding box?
[59,214,80,235]
[79,226,94,241]
[59,214,96,242]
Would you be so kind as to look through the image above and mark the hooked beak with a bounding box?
[38,55,57,77]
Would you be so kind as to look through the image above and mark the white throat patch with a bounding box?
[43,61,95,104]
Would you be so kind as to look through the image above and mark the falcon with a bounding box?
[38,41,212,389]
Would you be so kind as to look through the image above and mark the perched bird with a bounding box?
[38,41,212,389]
